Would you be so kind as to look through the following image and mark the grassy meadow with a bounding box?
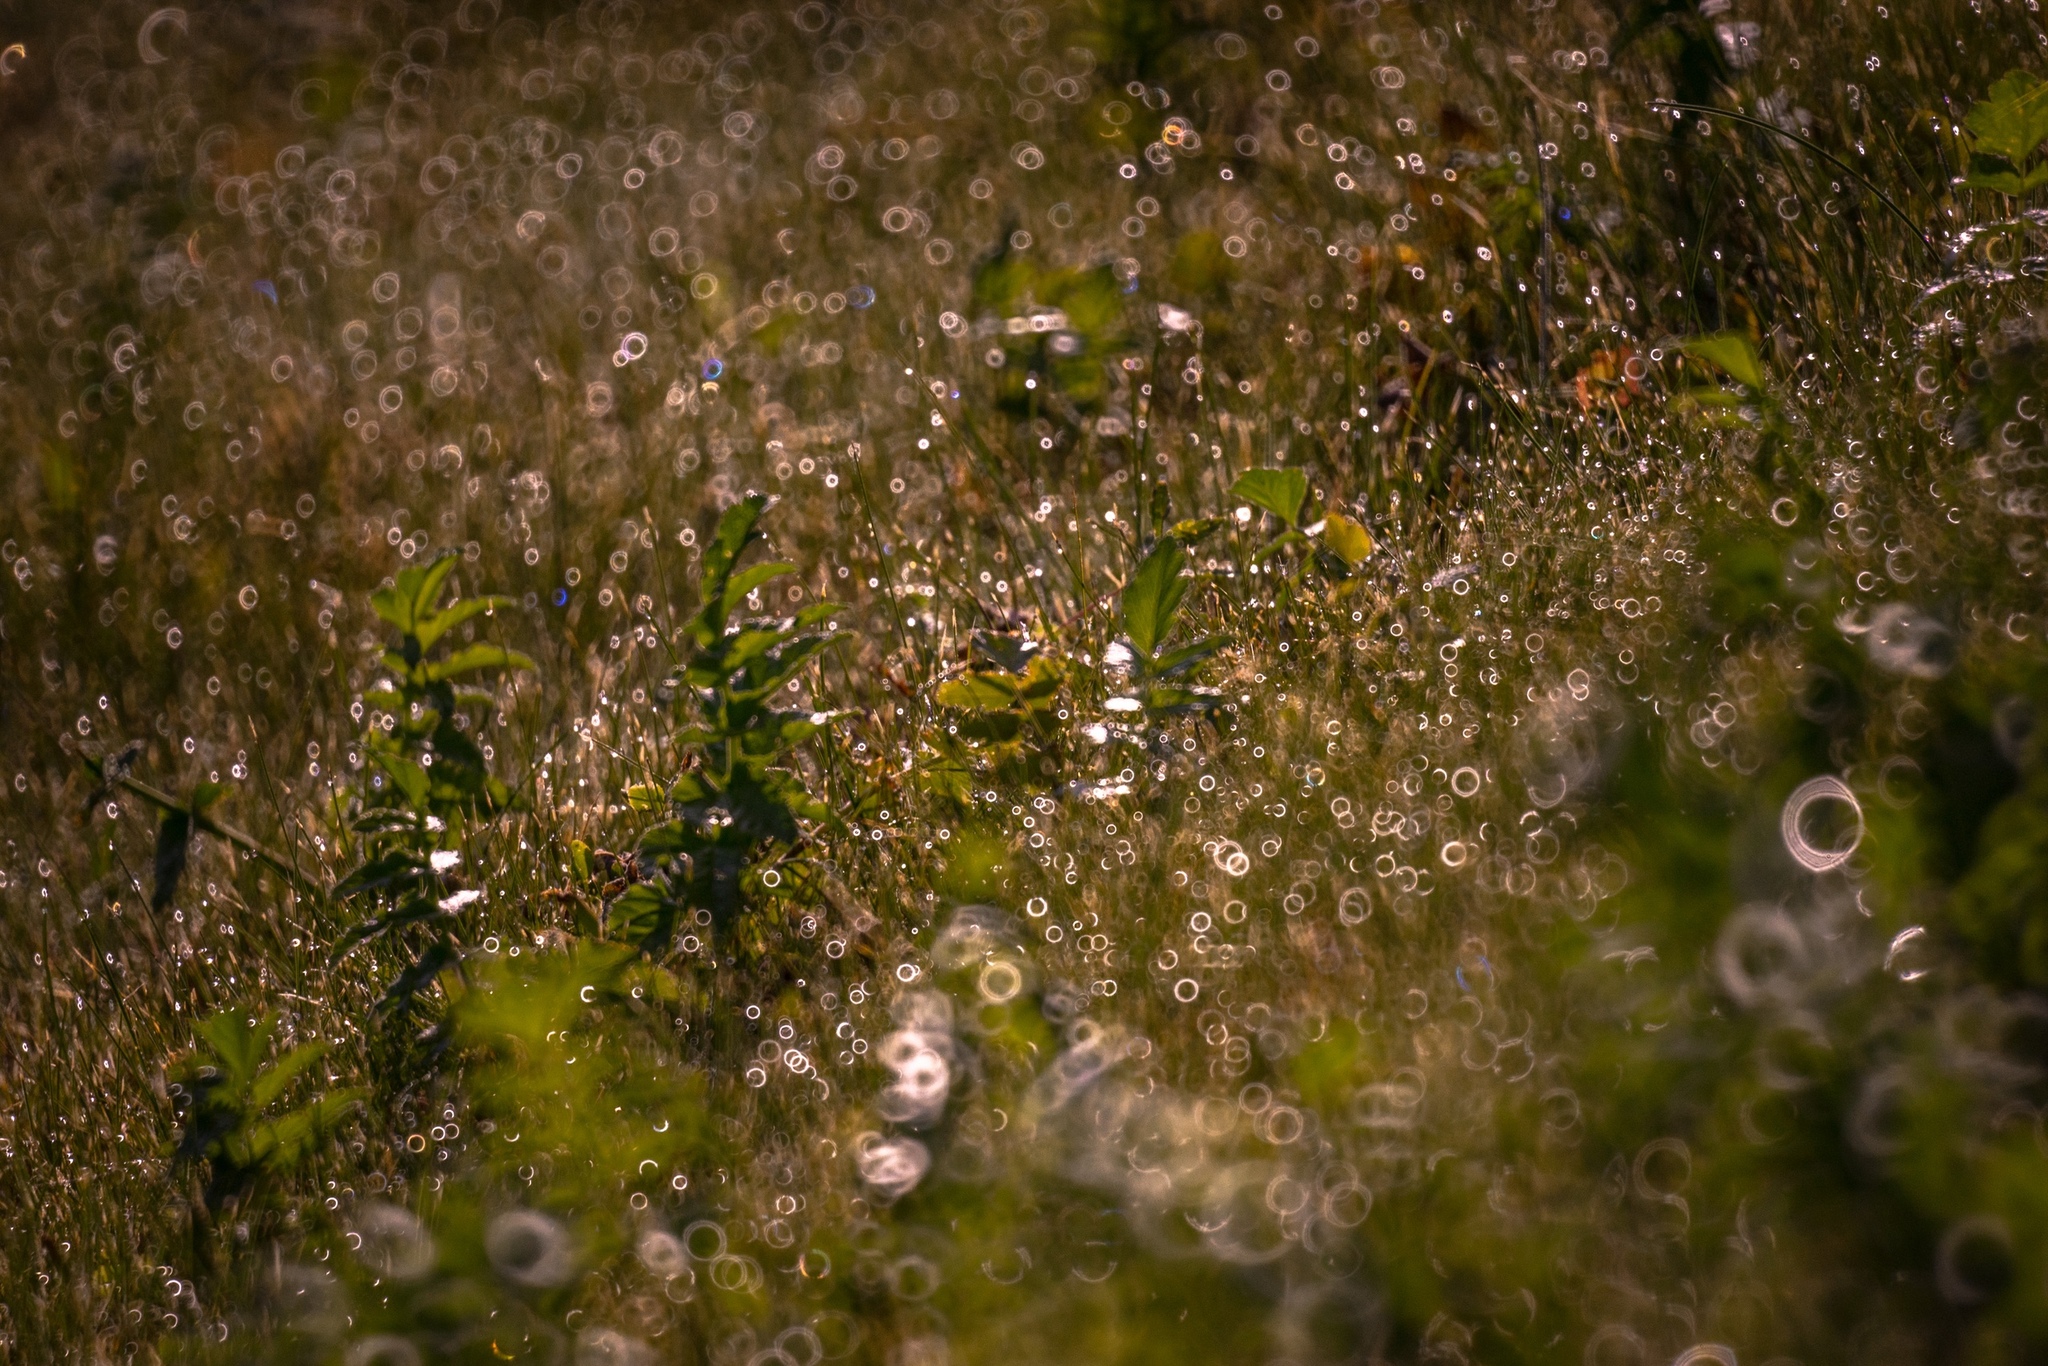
[3,0,2048,1361]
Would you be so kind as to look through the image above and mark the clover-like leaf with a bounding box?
[1231,468,1311,528]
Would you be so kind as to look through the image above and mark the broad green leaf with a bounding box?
[1151,636,1226,679]
[607,883,674,949]
[698,494,772,625]
[1682,332,1764,389]
[1963,152,2048,194]
[937,673,1022,711]
[1966,70,2048,163]
[712,626,789,679]
[1231,468,1311,528]
[721,561,796,619]
[247,1041,330,1113]
[1123,537,1189,660]
[956,711,1025,744]
[732,631,839,700]
[1322,512,1377,568]
[969,628,1040,674]
[370,585,412,633]
[371,752,432,808]
[1015,655,1064,704]
[406,554,461,625]
[1143,682,1222,714]
[413,594,515,651]
[423,643,537,683]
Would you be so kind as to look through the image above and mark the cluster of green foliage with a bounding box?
[331,556,533,1019]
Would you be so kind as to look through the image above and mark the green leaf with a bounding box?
[1143,682,1223,714]
[1231,468,1311,528]
[968,628,1040,674]
[1166,516,1228,546]
[1253,528,1311,564]
[606,883,675,950]
[1966,70,2048,164]
[721,562,797,620]
[1963,151,2048,194]
[406,554,461,626]
[697,494,772,630]
[956,711,1024,744]
[369,586,411,633]
[422,643,537,683]
[1322,512,1376,568]
[1123,537,1189,661]
[413,594,515,652]
[372,554,459,633]
[247,1041,329,1113]
[1151,636,1226,679]
[937,674,1022,711]
[1682,332,1764,389]
[732,630,840,700]
[197,1011,271,1088]
[1014,654,1064,704]
[371,752,432,809]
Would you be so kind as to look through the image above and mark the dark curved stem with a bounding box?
[1650,99,1940,264]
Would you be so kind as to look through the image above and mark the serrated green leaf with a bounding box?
[1967,70,2048,163]
[1231,468,1311,528]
